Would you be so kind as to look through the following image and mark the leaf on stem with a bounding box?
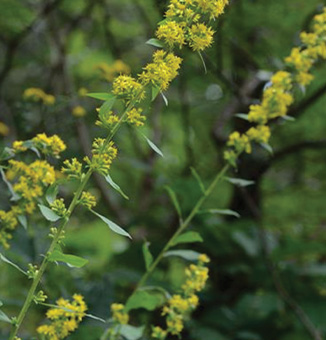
[38,204,61,222]
[48,249,89,268]
[142,242,153,271]
[119,325,144,340]
[87,93,115,101]
[198,51,207,74]
[165,186,182,219]
[142,134,164,157]
[46,184,58,205]
[126,289,166,312]
[0,147,15,161]
[146,38,165,48]
[163,250,201,261]
[260,143,273,154]
[190,167,206,193]
[0,167,20,201]
[91,211,131,239]
[235,113,249,121]
[17,214,27,229]
[99,97,116,118]
[171,231,203,246]
[161,92,168,106]
[225,177,255,187]
[0,309,11,324]
[152,85,160,101]
[105,174,129,200]
[0,252,27,275]
[200,209,240,218]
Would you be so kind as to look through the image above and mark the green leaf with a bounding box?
[126,290,166,312]
[146,38,165,48]
[46,184,58,205]
[99,97,116,118]
[142,242,153,271]
[17,214,27,229]
[91,211,131,239]
[232,231,259,257]
[190,167,205,193]
[171,231,203,246]
[87,93,115,101]
[0,252,27,275]
[0,167,20,201]
[142,134,164,157]
[0,147,15,161]
[152,85,160,101]
[200,209,240,218]
[163,250,201,261]
[105,174,129,200]
[235,113,249,121]
[260,143,273,154]
[165,186,182,219]
[48,249,89,268]
[119,325,144,340]
[161,92,168,106]
[0,309,11,323]
[38,204,61,222]
[225,177,255,187]
[85,313,106,323]
[198,51,207,74]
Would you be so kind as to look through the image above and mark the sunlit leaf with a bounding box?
[0,252,26,275]
[200,209,240,218]
[87,93,115,101]
[163,250,201,261]
[146,38,165,48]
[105,174,129,200]
[225,177,255,187]
[171,231,203,246]
[165,186,182,219]
[38,204,61,222]
[48,249,89,268]
[142,134,164,157]
[126,290,166,311]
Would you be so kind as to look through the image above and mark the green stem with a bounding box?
[132,163,229,293]
[8,111,128,339]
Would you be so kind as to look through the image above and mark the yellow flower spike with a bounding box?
[50,199,67,217]
[126,108,146,127]
[112,75,145,102]
[188,23,214,51]
[246,125,271,145]
[110,303,129,325]
[156,20,186,48]
[79,191,97,209]
[12,141,27,152]
[0,121,9,136]
[151,326,168,340]
[61,158,83,180]
[198,253,210,264]
[23,87,55,105]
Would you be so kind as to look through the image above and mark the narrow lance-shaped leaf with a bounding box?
[161,92,168,106]
[38,204,61,222]
[260,143,273,155]
[142,242,153,271]
[200,208,240,218]
[235,113,249,121]
[48,249,89,268]
[152,85,160,101]
[171,231,203,246]
[105,174,129,200]
[0,309,11,324]
[119,325,145,340]
[225,177,255,187]
[0,167,20,201]
[142,134,164,157]
[0,253,27,275]
[146,38,165,48]
[165,186,182,219]
[198,51,207,74]
[190,167,205,193]
[46,184,58,205]
[163,250,201,261]
[91,211,131,239]
[87,93,115,101]
[99,97,116,118]
[17,215,27,229]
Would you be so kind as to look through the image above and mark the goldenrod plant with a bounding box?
[0,1,326,340]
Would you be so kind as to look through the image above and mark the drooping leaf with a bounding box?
[46,184,58,205]
[87,93,115,101]
[282,115,296,122]
[38,204,61,222]
[235,113,249,121]
[161,91,168,106]
[0,147,15,161]
[85,313,106,323]
[99,97,116,118]
[165,186,182,219]
[119,325,145,340]
[232,231,259,257]
[190,167,205,193]
[17,214,27,229]
[142,134,164,157]
[171,231,203,246]
[48,249,89,268]
[0,252,26,275]
[260,143,273,154]
[91,211,131,239]
[146,38,165,48]
[152,86,160,101]
[163,250,201,261]
[0,167,20,201]
[225,177,255,187]
[200,209,240,218]
[0,310,11,323]
[105,174,129,200]
[198,51,207,74]
[142,242,153,271]
[126,290,166,312]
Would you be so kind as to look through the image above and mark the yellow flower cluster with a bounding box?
[152,254,210,339]
[156,0,228,51]
[79,191,97,209]
[95,110,119,128]
[37,294,87,340]
[110,303,129,325]
[0,121,9,136]
[61,158,83,180]
[84,139,118,176]
[0,210,18,249]
[112,75,145,103]
[224,8,326,167]
[23,87,55,105]
[50,199,67,217]
[126,108,146,126]
[13,134,66,158]
[97,60,131,82]
[139,50,182,91]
